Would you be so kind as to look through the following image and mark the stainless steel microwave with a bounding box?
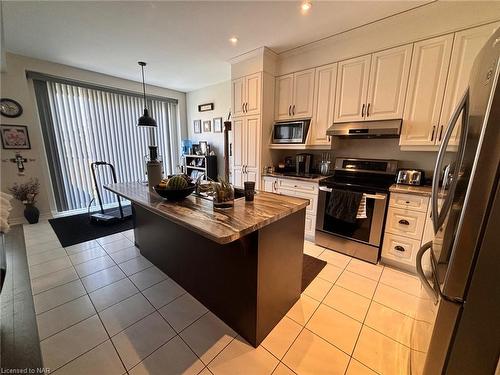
[272,120,310,144]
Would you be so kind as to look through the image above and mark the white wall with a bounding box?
[0,52,187,222]
[186,80,231,177]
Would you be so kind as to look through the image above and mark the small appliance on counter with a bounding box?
[395,169,425,186]
[296,153,313,175]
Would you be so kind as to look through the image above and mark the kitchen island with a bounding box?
[105,182,308,347]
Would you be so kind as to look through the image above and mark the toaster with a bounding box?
[396,169,425,186]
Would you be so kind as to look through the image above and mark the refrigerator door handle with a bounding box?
[432,89,470,233]
[416,241,439,304]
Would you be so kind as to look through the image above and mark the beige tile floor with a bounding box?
[22,221,430,375]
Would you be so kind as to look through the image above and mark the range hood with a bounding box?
[326,119,402,138]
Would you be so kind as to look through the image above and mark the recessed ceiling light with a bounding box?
[301,0,312,13]
[229,37,238,44]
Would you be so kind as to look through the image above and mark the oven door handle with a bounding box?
[363,193,386,200]
[319,187,386,200]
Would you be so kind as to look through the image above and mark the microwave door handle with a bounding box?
[416,241,439,304]
[432,89,469,233]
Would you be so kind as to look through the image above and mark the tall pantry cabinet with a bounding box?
[230,56,275,189]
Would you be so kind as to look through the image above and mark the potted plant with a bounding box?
[211,178,234,209]
[9,178,40,224]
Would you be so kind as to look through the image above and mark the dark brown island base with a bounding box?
[105,182,309,347]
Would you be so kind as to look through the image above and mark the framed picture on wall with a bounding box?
[203,120,211,132]
[0,125,31,149]
[213,117,223,133]
[194,120,202,134]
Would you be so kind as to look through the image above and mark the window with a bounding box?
[33,77,180,212]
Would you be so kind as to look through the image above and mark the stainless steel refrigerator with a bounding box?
[412,28,500,374]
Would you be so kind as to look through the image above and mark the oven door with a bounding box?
[316,185,387,247]
[272,121,308,144]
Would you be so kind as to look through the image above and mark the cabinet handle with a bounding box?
[394,245,406,252]
[366,103,370,117]
[273,180,278,191]
[246,102,249,113]
[361,104,366,117]
[242,103,245,113]
[431,126,436,142]
[292,105,296,116]
[438,125,444,142]
[398,219,410,225]
[288,105,291,116]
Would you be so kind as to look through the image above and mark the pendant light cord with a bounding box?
[139,62,147,107]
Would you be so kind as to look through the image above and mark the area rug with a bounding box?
[302,253,327,291]
[49,206,133,247]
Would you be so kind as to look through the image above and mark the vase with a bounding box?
[24,203,40,224]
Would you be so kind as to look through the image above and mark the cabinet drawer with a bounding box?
[386,207,426,240]
[294,191,317,215]
[382,233,421,264]
[278,179,318,193]
[277,188,295,197]
[389,193,429,212]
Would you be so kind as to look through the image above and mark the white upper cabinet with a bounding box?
[275,74,294,120]
[400,34,454,147]
[311,63,337,146]
[438,22,499,146]
[334,54,371,122]
[245,73,261,116]
[231,73,261,117]
[275,69,315,120]
[292,69,315,119]
[366,45,412,120]
[232,78,245,118]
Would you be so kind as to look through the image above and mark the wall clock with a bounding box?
[1,98,23,118]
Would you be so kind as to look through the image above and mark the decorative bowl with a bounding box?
[153,183,195,201]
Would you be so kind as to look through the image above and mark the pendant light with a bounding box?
[137,61,157,127]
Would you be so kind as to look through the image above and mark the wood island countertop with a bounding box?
[105,182,309,245]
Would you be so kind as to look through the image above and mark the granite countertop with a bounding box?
[390,184,433,197]
[263,172,331,183]
[105,182,309,245]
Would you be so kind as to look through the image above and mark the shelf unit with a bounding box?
[183,155,218,181]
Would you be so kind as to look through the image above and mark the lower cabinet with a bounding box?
[381,192,432,273]
[262,176,318,240]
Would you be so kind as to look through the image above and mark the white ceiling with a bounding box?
[3,1,430,92]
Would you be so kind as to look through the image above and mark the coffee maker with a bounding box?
[296,153,313,175]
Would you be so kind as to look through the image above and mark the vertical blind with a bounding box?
[34,79,180,212]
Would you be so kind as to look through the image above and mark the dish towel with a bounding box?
[356,195,367,219]
[326,189,363,224]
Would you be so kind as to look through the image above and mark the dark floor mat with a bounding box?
[302,253,327,291]
[49,206,133,247]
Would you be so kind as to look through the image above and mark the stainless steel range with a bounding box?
[315,157,398,263]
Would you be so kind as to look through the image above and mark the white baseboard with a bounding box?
[9,212,53,226]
